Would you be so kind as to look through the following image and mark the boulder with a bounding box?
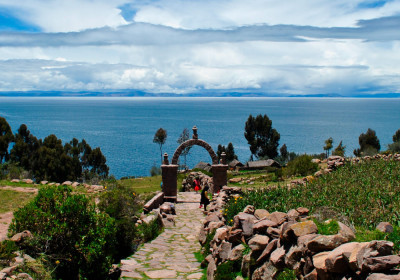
[241,254,252,278]
[253,219,278,233]
[233,213,257,237]
[254,209,270,220]
[22,179,33,184]
[267,227,281,239]
[290,220,318,238]
[214,227,229,242]
[257,239,279,264]
[285,245,303,269]
[217,241,232,262]
[228,177,242,183]
[208,221,225,232]
[11,179,20,183]
[267,212,288,225]
[252,261,278,280]
[159,202,176,215]
[228,244,245,261]
[40,181,48,185]
[270,247,286,269]
[338,221,356,242]
[296,207,309,216]
[243,205,255,215]
[248,234,270,251]
[312,251,329,279]
[11,230,32,243]
[62,181,72,186]
[207,258,217,280]
[362,255,400,273]
[325,242,360,273]
[376,222,394,233]
[307,234,348,252]
[227,229,243,245]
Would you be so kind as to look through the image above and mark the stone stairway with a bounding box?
[120,192,204,279]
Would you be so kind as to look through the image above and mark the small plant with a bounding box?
[276,268,296,280]
[138,216,163,242]
[284,154,318,177]
[214,260,242,280]
[202,229,216,258]
[0,240,18,267]
[314,219,340,235]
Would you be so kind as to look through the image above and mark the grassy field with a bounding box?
[0,190,36,213]
[0,180,40,188]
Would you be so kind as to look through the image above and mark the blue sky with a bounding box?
[0,0,399,95]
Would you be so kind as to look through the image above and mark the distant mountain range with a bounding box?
[0,90,399,98]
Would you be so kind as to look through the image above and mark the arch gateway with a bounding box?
[161,126,228,202]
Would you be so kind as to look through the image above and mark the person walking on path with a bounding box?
[200,185,210,210]
[194,177,201,192]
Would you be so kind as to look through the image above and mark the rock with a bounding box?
[303,269,318,280]
[267,227,281,239]
[0,265,17,276]
[253,219,278,233]
[199,227,207,245]
[325,242,360,273]
[241,254,252,278]
[16,273,33,280]
[257,239,279,264]
[40,181,48,185]
[252,261,278,280]
[11,230,32,243]
[290,220,318,237]
[217,241,232,262]
[267,212,288,225]
[214,227,229,242]
[287,209,300,220]
[243,205,255,215]
[228,244,245,261]
[338,221,356,242]
[296,207,309,216]
[362,255,400,273]
[285,246,303,269]
[208,221,225,232]
[254,209,270,220]
[352,240,394,271]
[307,234,348,252]
[367,273,400,280]
[297,234,317,249]
[11,179,20,183]
[280,220,297,241]
[205,213,221,225]
[207,258,217,280]
[22,179,33,184]
[229,178,242,183]
[248,234,270,251]
[376,222,394,233]
[227,229,243,245]
[62,181,72,186]
[234,213,257,237]
[159,202,176,215]
[270,246,286,269]
[312,251,329,280]
[71,182,80,187]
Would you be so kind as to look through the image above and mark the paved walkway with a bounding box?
[120,192,204,279]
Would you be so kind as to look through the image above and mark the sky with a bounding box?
[0,0,400,96]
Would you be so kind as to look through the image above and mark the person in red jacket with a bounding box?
[194,177,201,192]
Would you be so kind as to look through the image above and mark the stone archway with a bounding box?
[161,126,228,202]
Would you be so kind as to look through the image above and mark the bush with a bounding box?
[284,154,318,177]
[98,184,140,260]
[214,260,242,280]
[138,216,163,243]
[0,240,18,267]
[9,185,116,280]
[150,165,161,176]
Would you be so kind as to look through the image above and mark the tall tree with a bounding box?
[10,124,40,170]
[280,144,288,162]
[217,143,237,163]
[393,129,400,143]
[0,117,13,163]
[244,114,280,160]
[177,128,191,169]
[353,128,380,156]
[332,141,346,157]
[153,128,167,164]
[323,137,333,158]
[388,129,400,153]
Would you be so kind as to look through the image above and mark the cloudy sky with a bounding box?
[0,0,400,96]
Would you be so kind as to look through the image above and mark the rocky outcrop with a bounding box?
[199,187,400,280]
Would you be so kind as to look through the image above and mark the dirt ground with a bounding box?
[0,211,13,241]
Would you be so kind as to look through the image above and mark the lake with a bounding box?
[1,97,399,178]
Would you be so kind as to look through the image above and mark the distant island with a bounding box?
[0,90,399,98]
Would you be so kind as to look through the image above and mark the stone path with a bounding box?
[120,192,204,279]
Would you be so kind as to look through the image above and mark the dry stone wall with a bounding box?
[199,187,400,280]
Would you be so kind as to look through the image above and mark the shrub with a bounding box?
[214,260,241,280]
[284,154,318,177]
[150,165,161,176]
[276,268,296,280]
[98,184,140,259]
[0,240,18,267]
[9,185,116,280]
[313,219,340,235]
[138,216,163,243]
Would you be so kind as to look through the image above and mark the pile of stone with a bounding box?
[181,171,214,192]
[0,231,35,280]
[199,188,400,280]
[140,200,176,228]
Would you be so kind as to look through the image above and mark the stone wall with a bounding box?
[199,187,400,280]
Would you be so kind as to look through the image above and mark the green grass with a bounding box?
[0,190,36,213]
[224,159,400,231]
[0,180,39,188]
[118,174,185,194]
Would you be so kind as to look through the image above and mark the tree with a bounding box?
[280,144,288,162]
[217,143,237,163]
[393,129,400,143]
[323,137,333,158]
[244,114,280,160]
[153,128,167,164]
[388,129,400,153]
[332,141,346,157]
[177,128,191,169]
[10,124,40,171]
[353,128,380,156]
[0,117,13,163]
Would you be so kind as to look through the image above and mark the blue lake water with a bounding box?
[0,97,399,178]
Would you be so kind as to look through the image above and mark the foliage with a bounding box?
[244,114,280,160]
[217,143,238,163]
[138,216,163,243]
[224,159,400,232]
[276,268,296,280]
[332,140,346,157]
[153,127,167,164]
[98,185,140,260]
[214,260,242,280]
[9,185,116,280]
[202,229,216,258]
[323,137,333,158]
[355,226,400,253]
[0,240,18,267]
[393,129,400,143]
[150,165,161,176]
[279,144,288,163]
[177,128,191,169]
[354,128,380,156]
[15,255,52,280]
[284,154,318,177]
[388,142,400,153]
[313,219,340,235]
[0,116,13,163]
